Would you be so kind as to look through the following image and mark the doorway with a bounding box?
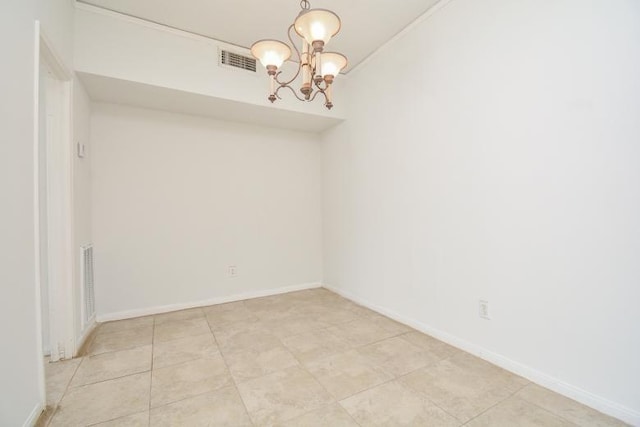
[36,25,75,370]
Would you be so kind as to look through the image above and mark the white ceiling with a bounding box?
[77,0,441,72]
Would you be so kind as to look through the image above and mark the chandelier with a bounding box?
[250,0,347,110]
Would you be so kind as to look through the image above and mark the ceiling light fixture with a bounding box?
[250,0,347,110]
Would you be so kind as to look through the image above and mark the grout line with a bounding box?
[460,381,531,425]
[515,389,599,427]
[252,312,356,427]
[66,367,153,390]
[393,363,464,423]
[42,356,83,426]
[145,388,236,416]
[264,296,468,424]
[54,357,83,404]
[205,306,256,427]
[85,410,148,427]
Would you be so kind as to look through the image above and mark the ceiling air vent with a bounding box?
[220,49,257,72]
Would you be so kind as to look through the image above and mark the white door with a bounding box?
[37,36,75,363]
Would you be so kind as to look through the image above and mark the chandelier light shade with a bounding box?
[294,9,341,47]
[251,40,292,69]
[320,52,347,81]
[250,0,347,110]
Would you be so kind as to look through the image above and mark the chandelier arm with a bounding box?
[274,66,302,87]
[313,79,329,92]
[277,84,308,102]
[288,24,301,61]
[273,25,304,87]
[308,88,326,102]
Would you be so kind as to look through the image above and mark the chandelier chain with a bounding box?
[300,0,311,11]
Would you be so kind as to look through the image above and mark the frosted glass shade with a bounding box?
[321,52,348,77]
[294,9,341,45]
[251,39,291,69]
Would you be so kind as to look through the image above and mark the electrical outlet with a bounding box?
[479,300,490,319]
[228,265,237,277]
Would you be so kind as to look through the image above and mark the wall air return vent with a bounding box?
[80,244,95,328]
[220,49,257,72]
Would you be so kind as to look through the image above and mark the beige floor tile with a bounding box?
[300,298,355,314]
[365,314,413,334]
[210,315,264,333]
[46,291,622,427]
[305,349,394,400]
[45,357,82,405]
[243,295,301,320]
[261,315,329,339]
[400,352,529,423]
[275,403,359,427]
[49,372,150,426]
[343,302,380,318]
[282,329,352,364]
[340,380,460,426]
[215,324,281,355]
[150,352,232,408]
[203,300,246,314]
[70,345,152,387]
[327,318,399,347]
[150,386,252,427]
[242,294,281,308]
[154,307,204,325]
[237,366,333,426]
[306,289,347,301]
[358,336,441,377]
[400,331,459,359]
[153,317,211,343]
[89,326,153,355]
[516,384,627,426]
[466,396,575,426]
[152,333,218,369]
[251,305,300,321]
[277,289,325,303]
[225,345,300,383]
[204,301,258,328]
[312,307,362,325]
[238,293,273,304]
[93,411,149,426]
[98,316,154,335]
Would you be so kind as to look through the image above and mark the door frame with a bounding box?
[33,20,76,404]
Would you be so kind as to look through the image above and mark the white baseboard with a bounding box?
[96,282,322,322]
[75,317,97,357]
[23,402,43,427]
[323,284,640,426]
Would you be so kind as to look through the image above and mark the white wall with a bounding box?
[323,0,640,423]
[0,2,42,424]
[73,78,93,340]
[37,0,74,68]
[0,0,75,425]
[92,103,322,317]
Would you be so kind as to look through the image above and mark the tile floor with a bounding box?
[40,289,626,426]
